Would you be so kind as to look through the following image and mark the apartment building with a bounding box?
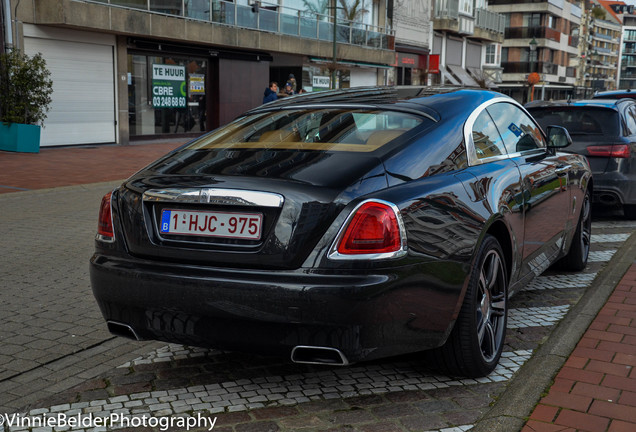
[2,0,395,147]
[431,0,506,88]
[489,0,582,102]
[389,0,432,86]
[574,0,621,96]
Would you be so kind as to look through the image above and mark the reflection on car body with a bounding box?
[91,87,592,377]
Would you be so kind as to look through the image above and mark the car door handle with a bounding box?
[555,165,571,176]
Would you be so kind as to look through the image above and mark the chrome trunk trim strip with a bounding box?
[143,188,284,207]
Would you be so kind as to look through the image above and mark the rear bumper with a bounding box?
[89,254,464,363]
[591,171,636,206]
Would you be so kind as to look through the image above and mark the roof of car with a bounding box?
[593,89,636,99]
[526,99,629,110]
[248,86,511,121]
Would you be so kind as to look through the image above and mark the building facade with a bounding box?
[5,0,395,147]
[430,0,506,88]
[575,0,622,97]
[490,0,582,102]
[389,0,432,86]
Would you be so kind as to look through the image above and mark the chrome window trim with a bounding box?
[464,97,547,167]
[143,188,284,208]
[328,199,408,261]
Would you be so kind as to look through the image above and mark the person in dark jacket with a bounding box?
[263,82,279,104]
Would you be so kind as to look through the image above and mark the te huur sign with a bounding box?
[152,64,187,108]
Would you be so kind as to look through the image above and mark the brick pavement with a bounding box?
[0,140,184,193]
[523,263,636,432]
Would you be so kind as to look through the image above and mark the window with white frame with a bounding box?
[459,0,473,16]
[485,44,501,66]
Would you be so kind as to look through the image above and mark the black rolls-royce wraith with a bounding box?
[90,87,592,377]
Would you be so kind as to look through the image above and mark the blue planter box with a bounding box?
[0,122,41,153]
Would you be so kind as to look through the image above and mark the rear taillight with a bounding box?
[97,191,115,242]
[587,144,631,158]
[330,200,406,259]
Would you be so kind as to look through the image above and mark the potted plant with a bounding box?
[0,49,53,153]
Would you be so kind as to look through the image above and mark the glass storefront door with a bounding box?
[128,54,208,137]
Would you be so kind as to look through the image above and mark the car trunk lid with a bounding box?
[115,151,387,270]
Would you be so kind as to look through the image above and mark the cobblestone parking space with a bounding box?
[1,186,633,432]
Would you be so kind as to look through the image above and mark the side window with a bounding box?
[472,109,507,160]
[624,106,636,136]
[487,103,546,154]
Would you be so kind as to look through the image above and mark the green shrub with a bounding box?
[0,49,53,125]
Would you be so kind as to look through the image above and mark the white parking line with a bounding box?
[508,305,571,328]
[524,272,597,291]
[9,351,532,431]
[426,426,473,432]
[591,233,631,243]
[588,250,617,262]
[591,221,636,229]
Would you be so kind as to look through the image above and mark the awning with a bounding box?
[308,57,393,69]
[447,65,480,87]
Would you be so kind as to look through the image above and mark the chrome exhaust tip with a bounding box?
[107,321,141,341]
[291,345,349,366]
[598,193,619,206]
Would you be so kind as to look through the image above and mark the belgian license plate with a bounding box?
[160,209,263,240]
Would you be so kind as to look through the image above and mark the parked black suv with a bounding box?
[528,99,636,218]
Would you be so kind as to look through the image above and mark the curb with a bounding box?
[471,230,636,432]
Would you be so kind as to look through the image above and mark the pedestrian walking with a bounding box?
[287,74,297,93]
[263,81,278,104]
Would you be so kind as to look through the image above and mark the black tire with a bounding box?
[558,189,591,271]
[624,204,636,220]
[429,234,507,378]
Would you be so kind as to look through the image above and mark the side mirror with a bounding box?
[546,125,572,149]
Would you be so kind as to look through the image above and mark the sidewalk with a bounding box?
[523,263,636,432]
[1,141,635,431]
[0,139,185,193]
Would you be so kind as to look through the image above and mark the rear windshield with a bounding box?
[530,107,620,136]
[187,108,432,153]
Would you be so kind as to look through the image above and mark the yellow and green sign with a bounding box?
[152,64,186,108]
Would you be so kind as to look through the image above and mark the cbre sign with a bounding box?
[152,64,187,108]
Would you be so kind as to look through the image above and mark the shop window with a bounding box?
[128,54,208,137]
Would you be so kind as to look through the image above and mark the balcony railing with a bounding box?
[593,32,614,42]
[475,8,505,34]
[85,0,393,49]
[434,0,460,20]
[502,61,559,75]
[435,1,505,36]
[505,26,561,42]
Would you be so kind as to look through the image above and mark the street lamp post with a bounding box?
[332,0,337,89]
[528,37,538,102]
